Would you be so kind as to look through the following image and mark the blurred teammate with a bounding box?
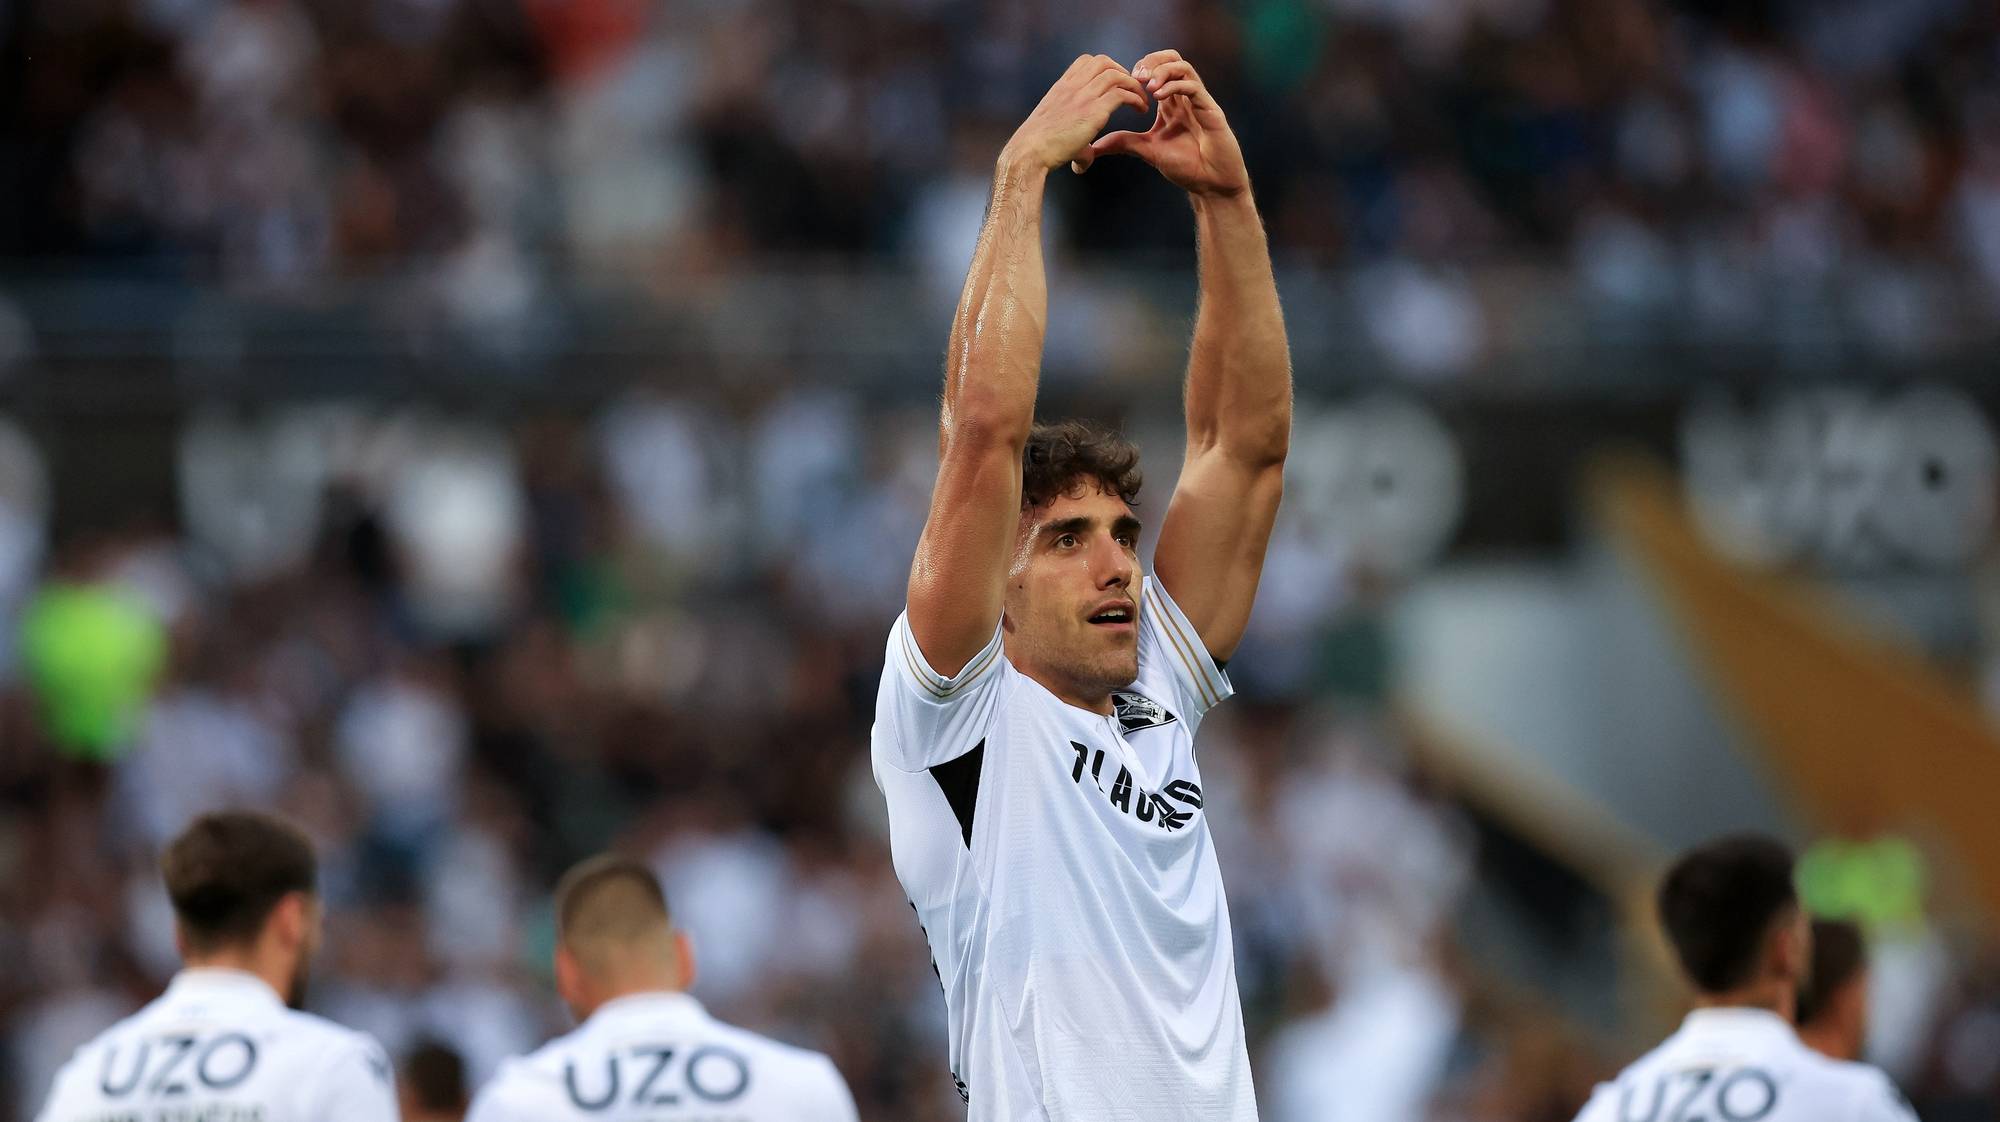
[465,855,858,1121]
[400,1039,471,1121]
[874,49,1289,1121]
[1572,835,1915,1122]
[36,811,399,1122]
[1797,918,1871,1062]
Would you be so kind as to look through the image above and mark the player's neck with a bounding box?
[180,950,291,1003]
[1693,980,1795,1022]
[1796,1022,1858,1062]
[1010,651,1117,715]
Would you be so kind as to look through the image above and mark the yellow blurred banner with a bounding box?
[1592,455,2000,920]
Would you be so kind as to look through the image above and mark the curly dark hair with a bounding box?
[1022,419,1143,510]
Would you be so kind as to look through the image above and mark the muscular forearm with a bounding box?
[940,154,1051,450]
[1184,192,1291,464]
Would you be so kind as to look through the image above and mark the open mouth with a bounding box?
[1088,604,1136,628]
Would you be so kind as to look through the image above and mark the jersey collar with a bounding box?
[588,990,708,1028]
[1679,1006,1800,1044]
[166,967,287,1009]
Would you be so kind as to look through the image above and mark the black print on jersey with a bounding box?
[565,1046,752,1111]
[1619,1066,1777,1122]
[100,1033,260,1098]
[1112,691,1178,733]
[929,740,985,849]
[1067,742,1199,831]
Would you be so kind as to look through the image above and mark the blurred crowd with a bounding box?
[0,394,1571,1122]
[0,394,1995,1121]
[4,0,2000,1118]
[6,0,2000,376]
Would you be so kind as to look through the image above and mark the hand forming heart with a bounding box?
[1071,50,1250,200]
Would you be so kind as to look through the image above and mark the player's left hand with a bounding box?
[1076,50,1249,199]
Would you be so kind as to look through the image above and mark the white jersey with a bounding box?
[465,992,858,1122]
[873,576,1255,1122]
[36,968,397,1122]
[1573,1008,1918,1122]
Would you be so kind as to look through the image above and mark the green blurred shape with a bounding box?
[1245,0,1325,96]
[1798,835,1925,935]
[19,583,166,761]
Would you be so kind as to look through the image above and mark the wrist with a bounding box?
[996,147,1054,184]
[1190,185,1255,214]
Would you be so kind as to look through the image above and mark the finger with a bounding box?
[1089,130,1150,160]
[1143,59,1198,96]
[1131,49,1183,81]
[1089,68,1148,102]
[1151,78,1214,109]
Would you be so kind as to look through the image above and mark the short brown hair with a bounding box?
[555,854,673,954]
[1657,833,1797,994]
[1022,420,1142,511]
[161,811,317,952]
[1797,918,1867,1027]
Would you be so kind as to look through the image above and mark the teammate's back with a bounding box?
[38,968,393,1122]
[35,810,398,1122]
[466,854,858,1122]
[1573,835,1914,1122]
[471,991,853,1120]
[1574,1007,1911,1122]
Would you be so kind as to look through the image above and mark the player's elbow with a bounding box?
[1219,416,1290,470]
[943,402,1032,455]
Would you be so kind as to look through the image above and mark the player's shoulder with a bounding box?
[272,1006,392,1075]
[699,1015,840,1075]
[1800,1054,1915,1119]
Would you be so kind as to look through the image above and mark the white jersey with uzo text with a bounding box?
[35,968,397,1122]
[465,992,858,1122]
[1572,1008,1918,1122]
[873,576,1256,1122]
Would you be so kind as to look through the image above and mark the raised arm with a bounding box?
[1089,50,1292,662]
[907,56,1150,676]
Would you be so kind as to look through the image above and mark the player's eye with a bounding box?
[1055,533,1078,549]
[1116,534,1136,548]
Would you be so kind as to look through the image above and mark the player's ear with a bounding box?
[554,943,584,1009]
[269,891,309,951]
[1772,908,1807,983]
[674,928,697,993]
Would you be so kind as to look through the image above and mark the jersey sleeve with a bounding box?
[1136,576,1234,728]
[32,1053,88,1122]
[872,610,1008,772]
[307,1035,400,1122]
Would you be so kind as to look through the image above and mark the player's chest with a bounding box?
[1010,690,1206,841]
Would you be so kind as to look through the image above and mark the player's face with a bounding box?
[1004,484,1142,704]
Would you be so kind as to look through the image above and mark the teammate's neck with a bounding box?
[1692,981,1796,1023]
[180,949,294,1004]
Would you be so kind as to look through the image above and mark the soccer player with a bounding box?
[872,49,1289,1121]
[464,855,859,1121]
[1797,918,1870,1063]
[1572,835,1916,1122]
[36,811,399,1122]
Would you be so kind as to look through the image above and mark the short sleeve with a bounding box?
[872,611,1008,772]
[1135,576,1235,728]
[309,1036,400,1122]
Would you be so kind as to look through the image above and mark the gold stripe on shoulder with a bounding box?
[1146,585,1221,709]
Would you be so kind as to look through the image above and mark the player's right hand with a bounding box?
[1000,55,1150,175]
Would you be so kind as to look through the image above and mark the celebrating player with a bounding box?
[465,855,859,1122]
[35,811,399,1122]
[872,50,1290,1121]
[1571,835,1915,1122]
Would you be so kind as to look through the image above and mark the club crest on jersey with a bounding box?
[1112,691,1178,733]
